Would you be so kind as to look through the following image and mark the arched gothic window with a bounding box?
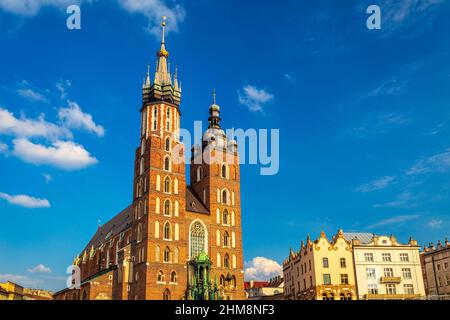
[164,246,171,262]
[164,222,171,240]
[220,275,225,287]
[190,221,206,259]
[164,177,170,193]
[222,189,228,204]
[164,199,171,216]
[165,137,170,151]
[164,156,170,171]
[137,223,143,242]
[221,164,227,178]
[157,270,164,282]
[223,209,229,225]
[224,254,230,268]
[163,289,170,300]
[170,271,177,283]
[224,231,229,247]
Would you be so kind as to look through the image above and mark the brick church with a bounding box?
[54,20,245,300]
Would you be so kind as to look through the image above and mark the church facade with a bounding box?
[54,20,245,300]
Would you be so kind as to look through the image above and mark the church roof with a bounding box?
[185,187,209,214]
[81,205,133,254]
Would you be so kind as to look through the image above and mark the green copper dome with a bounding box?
[196,251,210,262]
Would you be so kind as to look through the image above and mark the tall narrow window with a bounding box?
[224,231,229,247]
[170,271,177,283]
[221,164,227,178]
[166,108,171,131]
[140,158,145,175]
[223,210,229,225]
[165,137,170,151]
[152,107,158,130]
[190,221,206,259]
[197,167,203,182]
[222,189,228,204]
[164,222,171,240]
[164,247,171,262]
[164,199,171,216]
[155,245,160,262]
[157,271,164,282]
[164,156,170,171]
[164,177,170,193]
[137,223,143,242]
[224,254,230,268]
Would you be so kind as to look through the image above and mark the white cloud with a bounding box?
[0,192,50,208]
[28,264,51,273]
[407,149,450,175]
[58,101,105,137]
[0,274,42,287]
[364,77,407,98]
[238,85,274,112]
[0,141,8,153]
[17,88,49,103]
[12,138,98,170]
[379,0,445,32]
[427,219,443,229]
[0,0,80,16]
[0,107,72,141]
[42,173,53,183]
[367,214,420,230]
[244,257,282,281]
[373,191,414,208]
[355,176,396,193]
[117,0,185,36]
[55,79,71,99]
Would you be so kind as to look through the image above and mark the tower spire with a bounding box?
[155,16,170,85]
[208,89,221,129]
[145,64,151,86]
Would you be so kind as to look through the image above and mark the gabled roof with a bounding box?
[185,187,209,214]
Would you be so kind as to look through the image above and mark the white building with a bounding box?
[344,233,425,300]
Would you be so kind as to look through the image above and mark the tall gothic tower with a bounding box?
[128,19,244,300]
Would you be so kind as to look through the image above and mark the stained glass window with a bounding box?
[190,221,205,259]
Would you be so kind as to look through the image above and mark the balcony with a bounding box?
[380,276,401,284]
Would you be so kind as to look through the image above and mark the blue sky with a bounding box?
[1,0,450,290]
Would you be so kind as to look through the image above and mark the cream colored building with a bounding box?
[345,233,425,300]
[283,230,356,300]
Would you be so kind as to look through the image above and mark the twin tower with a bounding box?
[130,19,245,300]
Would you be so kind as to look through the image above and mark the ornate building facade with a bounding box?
[346,232,425,300]
[283,230,357,300]
[421,239,450,299]
[54,20,245,300]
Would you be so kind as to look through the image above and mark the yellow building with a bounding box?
[0,281,24,300]
[345,233,425,300]
[283,230,356,300]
